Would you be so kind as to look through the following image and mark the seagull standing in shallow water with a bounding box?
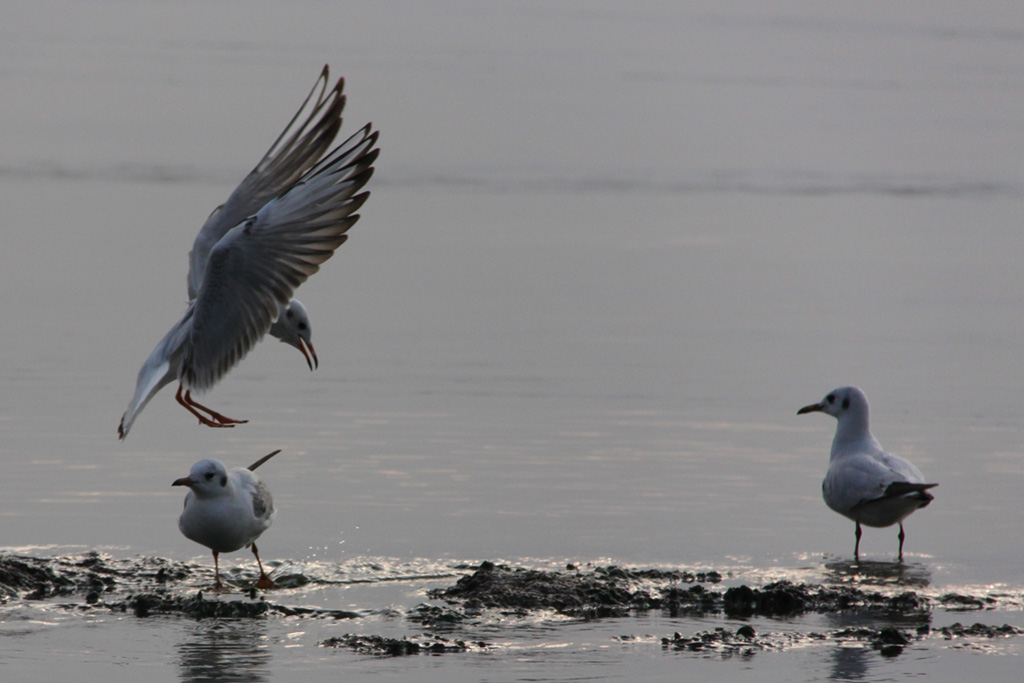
[798,386,937,561]
[173,450,280,590]
[118,66,379,438]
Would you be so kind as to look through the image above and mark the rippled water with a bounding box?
[3,1,1024,680]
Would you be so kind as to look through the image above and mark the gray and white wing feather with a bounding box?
[188,66,348,298]
[181,125,379,391]
[249,479,275,524]
[825,448,926,514]
[233,469,276,530]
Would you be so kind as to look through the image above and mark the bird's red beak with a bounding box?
[299,337,319,371]
[172,476,194,487]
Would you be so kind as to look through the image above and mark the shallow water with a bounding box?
[3,0,1024,680]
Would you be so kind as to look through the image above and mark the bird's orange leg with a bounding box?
[251,542,275,589]
[176,384,248,427]
[184,390,248,425]
[212,551,226,592]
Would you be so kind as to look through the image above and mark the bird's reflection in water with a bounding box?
[176,618,271,683]
[816,557,932,680]
[824,558,931,589]
[820,605,931,680]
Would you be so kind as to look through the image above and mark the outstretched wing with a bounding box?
[181,124,379,391]
[188,66,348,298]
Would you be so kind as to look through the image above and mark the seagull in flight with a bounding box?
[173,449,281,590]
[798,386,937,561]
[118,66,379,438]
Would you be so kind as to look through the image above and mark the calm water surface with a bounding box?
[2,1,1024,680]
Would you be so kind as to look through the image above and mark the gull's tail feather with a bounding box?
[247,450,282,471]
[118,312,192,440]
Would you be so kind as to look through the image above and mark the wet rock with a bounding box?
[872,626,911,657]
[0,555,76,597]
[133,556,195,583]
[432,562,941,621]
[0,552,371,621]
[661,584,718,617]
[113,593,273,619]
[661,627,766,656]
[938,622,1024,639]
[431,561,723,618]
[267,572,310,589]
[721,585,755,617]
[833,626,882,639]
[595,565,722,584]
[322,634,422,656]
[831,625,917,657]
[873,626,910,645]
[723,582,808,617]
[273,604,360,620]
[721,581,932,619]
[320,633,488,656]
[938,593,992,610]
[0,553,196,600]
[888,591,926,612]
[663,624,924,659]
[97,591,359,620]
[432,561,636,615]
[407,603,470,627]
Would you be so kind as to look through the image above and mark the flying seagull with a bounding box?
[118,66,378,438]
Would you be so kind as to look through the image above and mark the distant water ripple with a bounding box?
[2,162,1014,198]
[339,169,1019,198]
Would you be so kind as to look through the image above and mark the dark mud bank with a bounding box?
[2,553,1022,659]
[430,560,972,619]
[0,552,357,620]
[0,553,1014,621]
[419,562,1023,659]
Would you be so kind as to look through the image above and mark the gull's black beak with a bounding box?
[797,403,823,415]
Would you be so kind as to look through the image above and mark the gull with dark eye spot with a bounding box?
[268,300,318,370]
[117,65,379,438]
[173,450,280,590]
[798,386,937,562]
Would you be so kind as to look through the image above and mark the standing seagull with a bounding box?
[798,386,937,561]
[118,66,379,438]
[173,450,280,590]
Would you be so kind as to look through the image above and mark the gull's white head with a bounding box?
[172,459,231,497]
[269,300,318,370]
[797,386,869,421]
[798,386,875,453]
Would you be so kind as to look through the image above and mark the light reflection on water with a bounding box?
[822,559,933,589]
